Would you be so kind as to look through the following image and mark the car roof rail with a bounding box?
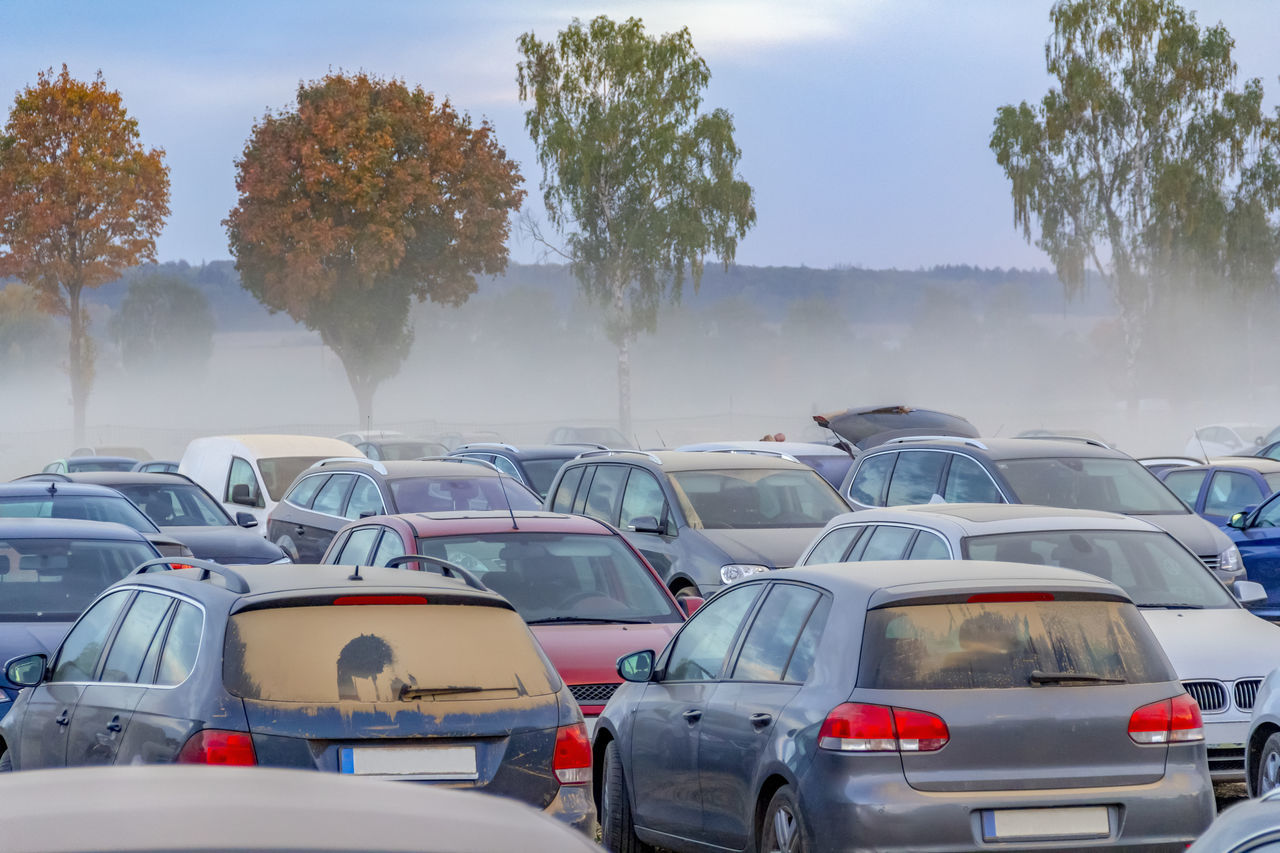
[12,473,71,482]
[573,449,664,465]
[311,457,388,475]
[553,442,610,450]
[418,456,502,473]
[130,557,250,594]
[880,436,990,450]
[702,448,801,463]
[1014,434,1111,449]
[454,442,520,453]
[383,554,488,591]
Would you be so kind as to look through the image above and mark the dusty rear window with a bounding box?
[859,600,1173,690]
[224,604,555,702]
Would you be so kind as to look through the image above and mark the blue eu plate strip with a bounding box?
[339,748,354,774]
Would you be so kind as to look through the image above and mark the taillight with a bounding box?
[553,723,591,785]
[1128,694,1204,744]
[176,729,257,765]
[818,703,949,752]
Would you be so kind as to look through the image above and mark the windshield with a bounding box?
[389,476,541,513]
[521,458,569,499]
[0,537,158,621]
[860,599,1173,690]
[0,494,159,533]
[963,530,1235,609]
[667,468,849,529]
[412,532,681,623]
[114,483,232,527]
[378,441,447,460]
[995,457,1188,514]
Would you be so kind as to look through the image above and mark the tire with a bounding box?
[0,750,12,772]
[1258,732,1280,795]
[601,740,652,853]
[760,786,807,853]
[672,583,698,602]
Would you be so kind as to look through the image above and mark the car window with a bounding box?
[551,466,585,513]
[522,459,568,500]
[848,453,895,506]
[357,443,380,461]
[1256,495,1280,528]
[335,527,380,565]
[311,473,355,517]
[663,583,761,682]
[1162,470,1206,508]
[943,455,1003,503]
[345,476,384,520]
[227,456,263,507]
[285,474,327,509]
[907,531,951,559]
[572,467,595,515]
[387,476,541,513]
[156,601,203,686]
[116,484,231,527]
[1205,471,1265,517]
[100,591,173,683]
[995,457,1187,514]
[619,470,666,531]
[885,451,947,505]
[371,529,407,566]
[0,539,159,623]
[50,591,130,682]
[802,525,863,565]
[668,468,847,530]
[490,455,521,479]
[257,457,330,503]
[584,465,627,525]
[783,596,830,682]
[731,584,822,682]
[0,494,158,533]
[856,525,915,561]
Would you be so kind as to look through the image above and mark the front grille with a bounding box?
[1207,746,1245,774]
[570,683,619,705]
[1200,554,1220,572]
[1236,679,1263,711]
[1183,680,1228,713]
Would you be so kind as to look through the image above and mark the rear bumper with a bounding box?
[798,756,1213,852]
[543,783,596,836]
[1204,718,1249,782]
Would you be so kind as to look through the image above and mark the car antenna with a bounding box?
[1194,430,1210,465]
[46,480,56,496]
[656,428,666,446]
[348,564,364,582]
[496,475,520,530]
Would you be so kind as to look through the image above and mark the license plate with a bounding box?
[339,746,477,779]
[982,806,1110,841]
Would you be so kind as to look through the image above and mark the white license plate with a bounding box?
[339,746,477,779]
[983,806,1110,841]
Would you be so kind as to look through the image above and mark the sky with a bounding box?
[2,0,1278,271]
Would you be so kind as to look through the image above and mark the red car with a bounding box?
[320,510,694,729]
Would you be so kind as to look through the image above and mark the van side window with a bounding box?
[227,457,263,508]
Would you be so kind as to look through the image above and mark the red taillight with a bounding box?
[818,703,949,753]
[333,595,429,605]
[966,592,1055,603]
[176,729,257,765]
[553,723,591,785]
[1128,694,1204,745]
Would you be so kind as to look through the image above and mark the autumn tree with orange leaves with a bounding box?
[225,72,525,426]
[0,66,170,443]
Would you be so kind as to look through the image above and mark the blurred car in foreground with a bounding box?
[797,503,1278,781]
[1188,788,1280,852]
[0,559,595,834]
[1157,458,1280,526]
[0,765,600,853]
[594,560,1214,852]
[676,441,856,489]
[322,509,687,731]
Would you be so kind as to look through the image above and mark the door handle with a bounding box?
[682,709,702,724]
[54,710,70,727]
[295,525,306,537]
[749,712,773,728]
[106,715,122,733]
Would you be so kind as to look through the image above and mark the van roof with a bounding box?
[186,434,361,457]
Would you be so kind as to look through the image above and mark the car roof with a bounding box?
[864,436,1130,460]
[0,481,132,497]
[570,449,815,473]
[325,459,509,479]
[65,455,138,464]
[36,472,193,486]
[0,517,152,541]
[677,441,852,457]
[454,443,598,459]
[823,503,1158,535]
[780,559,1128,601]
[187,434,360,456]
[374,510,614,537]
[1192,457,1280,473]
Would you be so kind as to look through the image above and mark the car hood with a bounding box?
[159,526,286,563]
[0,622,70,672]
[697,527,819,569]
[1141,511,1232,557]
[1142,608,1280,681]
[530,622,678,686]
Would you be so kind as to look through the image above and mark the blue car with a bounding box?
[1225,492,1280,621]
[1157,458,1280,527]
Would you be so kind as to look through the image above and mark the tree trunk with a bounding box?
[342,358,377,432]
[617,333,632,442]
[67,283,89,446]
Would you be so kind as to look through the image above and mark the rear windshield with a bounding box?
[224,604,555,703]
[0,495,158,533]
[521,458,570,498]
[0,538,158,621]
[994,458,1187,514]
[859,600,1173,690]
[378,441,447,461]
[668,468,849,529]
[257,457,328,502]
[388,476,541,513]
[66,460,136,473]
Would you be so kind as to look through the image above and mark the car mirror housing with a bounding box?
[1229,511,1250,530]
[5,653,47,688]
[230,484,256,507]
[1235,580,1268,606]
[617,650,655,683]
[679,596,704,617]
[630,516,665,535]
[235,511,258,528]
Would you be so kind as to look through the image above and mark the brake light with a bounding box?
[333,595,429,605]
[966,592,1054,603]
[176,729,257,765]
[1128,694,1204,744]
[818,703,949,752]
[553,723,591,785]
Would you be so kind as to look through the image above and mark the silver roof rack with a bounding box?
[130,557,250,594]
[311,457,388,475]
[881,436,990,450]
[573,449,664,465]
[553,442,610,450]
[702,448,800,463]
[454,442,519,453]
[1014,435,1111,449]
[419,456,503,473]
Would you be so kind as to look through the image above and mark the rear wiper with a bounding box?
[1141,603,1205,610]
[526,616,650,625]
[1029,670,1125,686]
[398,685,491,700]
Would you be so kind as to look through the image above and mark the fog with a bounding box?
[0,261,1275,481]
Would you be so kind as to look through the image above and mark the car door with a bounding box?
[618,468,680,584]
[628,582,762,841]
[1204,470,1267,526]
[18,590,130,769]
[1163,469,1208,512]
[698,583,828,849]
[295,473,355,561]
[1234,495,1280,612]
[120,599,206,764]
[67,590,174,766]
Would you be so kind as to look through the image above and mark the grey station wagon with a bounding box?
[594,560,1214,852]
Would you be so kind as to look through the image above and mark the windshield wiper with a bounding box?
[525,616,650,625]
[1141,603,1205,610]
[1029,670,1125,686]
[398,685,492,700]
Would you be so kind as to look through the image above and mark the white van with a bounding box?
[178,434,364,532]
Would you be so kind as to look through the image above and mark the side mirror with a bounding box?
[235,511,258,528]
[617,650,655,683]
[679,596,705,617]
[230,483,256,507]
[359,510,377,519]
[1235,580,1269,606]
[1229,511,1251,530]
[631,515,664,535]
[5,653,47,688]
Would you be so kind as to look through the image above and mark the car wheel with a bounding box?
[0,749,11,772]
[1258,733,1280,795]
[672,584,698,602]
[761,786,806,853]
[601,740,652,853]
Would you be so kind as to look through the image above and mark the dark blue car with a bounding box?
[1225,492,1280,621]
[1158,458,1280,527]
